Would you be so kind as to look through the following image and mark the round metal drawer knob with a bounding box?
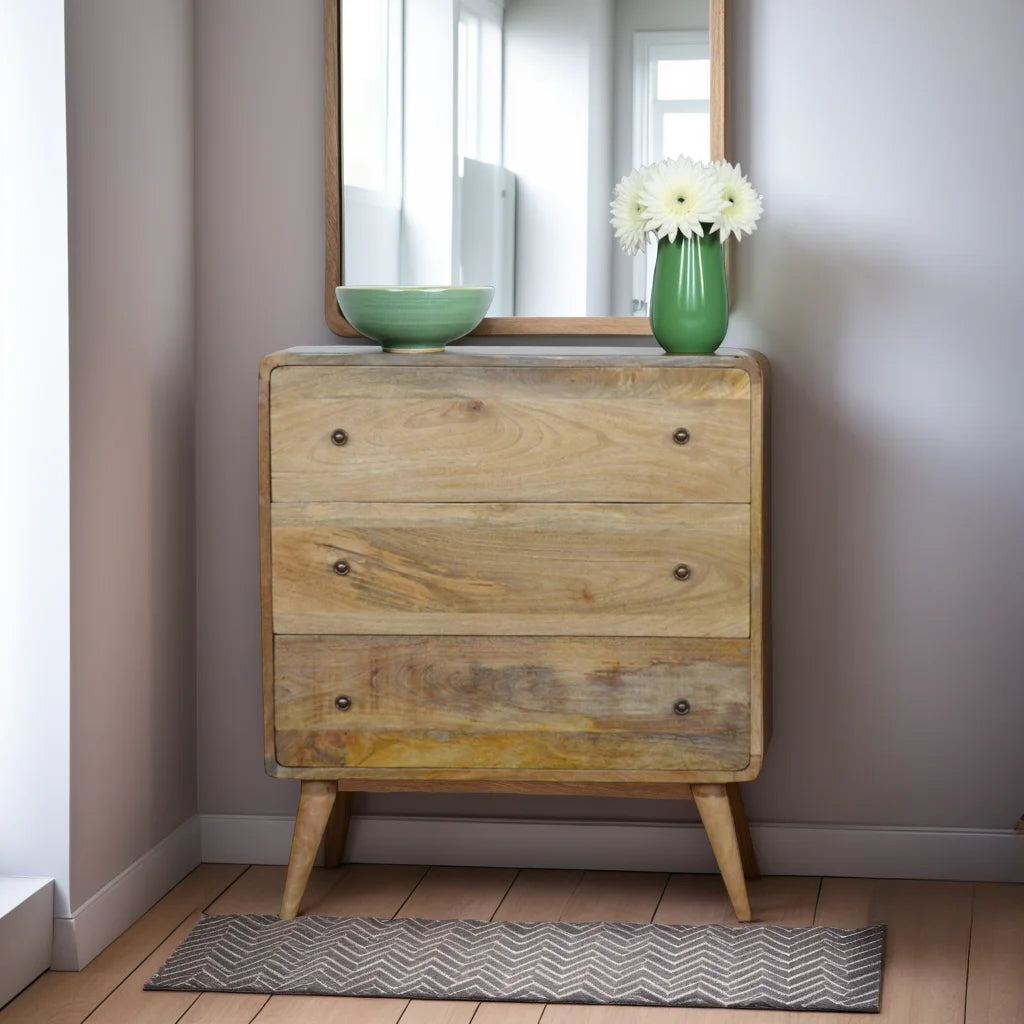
[673,699,691,716]
[334,695,352,712]
[673,563,691,581]
[672,428,691,445]
[333,559,350,576]
[331,428,348,446]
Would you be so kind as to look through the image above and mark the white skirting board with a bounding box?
[26,811,1021,980]
[50,817,201,972]
[200,813,1024,884]
[0,877,53,1009]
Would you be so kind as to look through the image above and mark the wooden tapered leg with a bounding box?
[322,789,354,869]
[280,780,337,920]
[726,782,760,879]
[692,783,753,922]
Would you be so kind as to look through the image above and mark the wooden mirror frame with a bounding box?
[324,0,727,337]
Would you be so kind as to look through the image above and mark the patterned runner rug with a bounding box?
[145,914,885,1012]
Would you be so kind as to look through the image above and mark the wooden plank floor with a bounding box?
[1,864,1020,1023]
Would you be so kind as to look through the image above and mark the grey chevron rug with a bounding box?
[145,914,885,1012]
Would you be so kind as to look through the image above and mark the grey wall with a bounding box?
[724,0,1024,829]
[66,0,197,909]
[195,0,336,819]
[196,0,1024,833]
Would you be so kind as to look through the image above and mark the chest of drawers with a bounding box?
[259,350,770,921]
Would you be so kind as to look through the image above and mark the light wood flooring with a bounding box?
[1,863,1020,1023]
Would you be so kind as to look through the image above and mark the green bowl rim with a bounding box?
[335,285,494,294]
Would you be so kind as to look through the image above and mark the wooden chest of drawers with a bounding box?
[259,350,770,920]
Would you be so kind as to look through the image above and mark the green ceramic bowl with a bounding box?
[335,286,495,352]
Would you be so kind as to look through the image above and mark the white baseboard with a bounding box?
[0,877,53,1009]
[29,810,1017,981]
[51,816,201,971]
[200,813,1023,883]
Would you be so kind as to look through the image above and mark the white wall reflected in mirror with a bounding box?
[341,0,711,317]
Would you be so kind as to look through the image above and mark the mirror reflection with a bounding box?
[342,0,712,317]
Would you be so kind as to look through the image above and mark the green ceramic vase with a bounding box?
[649,228,729,354]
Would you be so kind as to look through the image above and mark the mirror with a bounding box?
[325,0,726,336]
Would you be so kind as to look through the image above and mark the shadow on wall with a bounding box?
[735,223,1024,827]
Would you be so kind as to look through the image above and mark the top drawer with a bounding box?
[270,364,751,503]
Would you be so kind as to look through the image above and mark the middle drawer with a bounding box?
[271,502,751,637]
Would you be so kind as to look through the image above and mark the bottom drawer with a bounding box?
[273,635,751,772]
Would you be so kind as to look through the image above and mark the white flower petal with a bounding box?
[610,157,762,253]
[639,156,725,244]
[709,160,763,240]
[609,165,654,254]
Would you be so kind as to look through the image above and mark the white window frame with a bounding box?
[457,0,504,170]
[341,0,403,198]
[455,0,504,282]
[630,30,711,313]
[383,0,404,198]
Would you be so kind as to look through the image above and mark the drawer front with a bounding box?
[274,635,751,771]
[270,365,751,503]
[271,502,751,637]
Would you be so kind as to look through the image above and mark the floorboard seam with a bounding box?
[962,883,977,1024]
[392,866,432,919]
[491,868,521,923]
[200,864,250,913]
[79,906,202,1024]
[649,871,673,922]
[77,865,247,1024]
[811,875,824,924]
[562,870,586,918]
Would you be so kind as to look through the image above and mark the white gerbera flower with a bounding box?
[710,161,763,241]
[610,166,653,255]
[639,156,725,242]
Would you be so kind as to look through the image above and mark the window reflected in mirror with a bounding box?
[633,30,711,312]
[339,0,714,319]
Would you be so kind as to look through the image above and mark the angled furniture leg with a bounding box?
[726,782,760,879]
[280,780,337,919]
[692,783,753,921]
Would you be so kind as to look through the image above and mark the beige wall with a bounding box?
[196,0,1024,832]
[66,0,197,909]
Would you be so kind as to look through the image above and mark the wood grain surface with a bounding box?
[258,350,769,919]
[745,350,770,761]
[259,351,769,792]
[274,635,750,771]
[804,877,974,1024]
[965,883,1024,1023]
[8,864,1007,1024]
[279,780,338,919]
[691,784,752,920]
[271,502,750,637]
[270,365,750,504]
